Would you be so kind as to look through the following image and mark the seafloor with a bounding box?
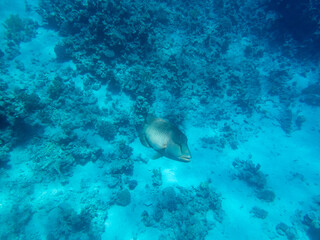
[0,0,320,240]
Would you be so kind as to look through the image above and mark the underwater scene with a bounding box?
[0,0,320,239]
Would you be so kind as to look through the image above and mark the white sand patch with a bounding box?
[162,168,178,183]
[17,28,61,70]
[103,205,160,240]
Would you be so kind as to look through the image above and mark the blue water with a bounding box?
[0,0,320,239]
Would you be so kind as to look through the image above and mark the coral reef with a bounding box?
[37,0,155,75]
[276,222,299,240]
[3,14,38,59]
[152,168,162,187]
[127,179,138,190]
[250,206,268,219]
[300,82,320,106]
[46,203,99,240]
[264,0,320,58]
[256,189,276,202]
[313,195,320,206]
[200,136,226,151]
[199,123,241,151]
[303,211,320,229]
[28,140,75,183]
[0,0,318,239]
[109,141,134,176]
[301,210,320,240]
[7,203,34,238]
[232,157,276,202]
[96,120,117,141]
[142,182,222,240]
[3,14,38,43]
[232,158,267,189]
[115,189,131,206]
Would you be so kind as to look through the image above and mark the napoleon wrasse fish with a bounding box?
[139,115,191,162]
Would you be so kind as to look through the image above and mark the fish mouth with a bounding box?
[179,155,191,162]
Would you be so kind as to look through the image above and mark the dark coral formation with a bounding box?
[33,0,272,127]
[250,206,268,219]
[4,203,34,239]
[115,189,131,206]
[232,157,276,202]
[3,14,38,59]
[301,204,320,240]
[300,82,320,106]
[263,0,320,59]
[232,158,267,189]
[1,0,310,146]
[276,222,299,240]
[199,123,241,151]
[266,69,298,134]
[37,0,155,87]
[46,203,101,240]
[96,120,117,141]
[3,14,38,43]
[256,189,276,202]
[0,84,47,165]
[109,141,134,176]
[152,168,163,187]
[142,182,222,240]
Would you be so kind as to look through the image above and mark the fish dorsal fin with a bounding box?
[146,114,157,124]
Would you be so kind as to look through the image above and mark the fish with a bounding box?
[139,115,191,162]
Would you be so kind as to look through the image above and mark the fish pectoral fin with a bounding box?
[152,152,163,160]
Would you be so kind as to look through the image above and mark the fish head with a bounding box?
[166,129,192,162]
[166,140,191,162]
[177,142,191,162]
